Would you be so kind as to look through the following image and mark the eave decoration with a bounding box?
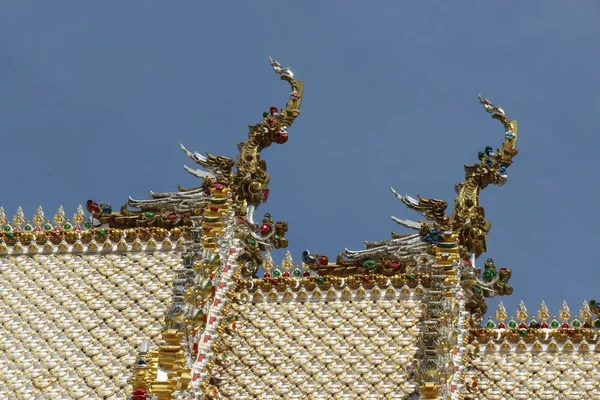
[308,95,519,318]
[86,56,302,233]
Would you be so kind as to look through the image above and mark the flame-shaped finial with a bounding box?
[54,205,67,226]
[263,251,274,273]
[495,302,508,324]
[33,206,45,227]
[559,301,572,324]
[73,205,86,226]
[12,207,25,228]
[282,250,294,272]
[579,300,592,325]
[516,301,529,323]
[537,301,550,323]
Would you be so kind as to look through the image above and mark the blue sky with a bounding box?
[1,1,599,321]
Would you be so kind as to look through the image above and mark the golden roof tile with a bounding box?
[0,251,180,399]
[216,283,424,399]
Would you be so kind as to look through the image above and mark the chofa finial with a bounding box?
[391,95,519,258]
[113,57,303,228]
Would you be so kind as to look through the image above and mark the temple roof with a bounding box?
[214,281,424,399]
[0,58,557,400]
[466,344,600,400]
[0,251,179,399]
[464,301,600,399]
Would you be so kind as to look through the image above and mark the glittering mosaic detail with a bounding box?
[442,268,473,400]
[473,301,598,343]
[309,96,518,320]
[464,341,600,399]
[240,273,430,292]
[214,285,423,399]
[0,59,530,400]
[0,253,180,399]
[128,184,237,399]
[0,205,187,255]
[191,239,243,393]
[463,302,600,399]
[100,56,302,230]
[123,58,305,399]
[389,95,518,258]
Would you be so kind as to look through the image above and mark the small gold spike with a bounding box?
[12,242,23,253]
[282,250,294,271]
[400,285,410,297]
[342,287,352,298]
[88,240,98,251]
[117,239,128,251]
[43,241,54,253]
[12,207,25,227]
[132,238,143,250]
[485,340,496,351]
[32,206,45,227]
[371,286,381,298]
[162,238,172,249]
[298,288,307,299]
[283,287,293,299]
[356,286,366,297]
[73,205,86,225]
[147,238,157,249]
[537,301,550,322]
[414,283,424,295]
[53,205,67,226]
[73,241,83,251]
[268,288,278,300]
[58,241,69,252]
[559,300,572,323]
[564,339,574,352]
[516,301,529,322]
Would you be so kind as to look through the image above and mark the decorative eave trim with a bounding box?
[0,237,185,256]
[240,279,426,303]
[0,228,188,255]
[470,327,597,344]
[471,336,599,354]
[238,273,431,292]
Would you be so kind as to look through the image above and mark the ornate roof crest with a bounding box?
[392,95,518,257]
[87,57,303,230]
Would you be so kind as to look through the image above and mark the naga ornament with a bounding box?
[326,95,519,317]
[393,95,519,257]
[89,58,303,229]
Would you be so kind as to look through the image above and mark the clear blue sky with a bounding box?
[1,2,599,321]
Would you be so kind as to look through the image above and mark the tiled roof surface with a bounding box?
[466,343,600,400]
[213,285,423,399]
[0,252,180,399]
